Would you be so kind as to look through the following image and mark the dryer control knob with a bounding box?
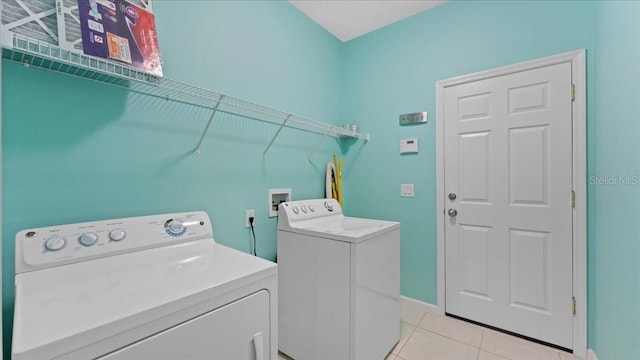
[165,219,186,237]
[301,205,308,213]
[78,232,99,247]
[292,206,299,215]
[109,228,126,241]
[45,236,66,251]
[168,219,183,232]
[308,204,315,212]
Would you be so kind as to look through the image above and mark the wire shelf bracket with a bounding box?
[307,130,330,162]
[194,95,225,155]
[263,114,292,159]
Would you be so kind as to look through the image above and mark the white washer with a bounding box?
[12,211,277,360]
[277,199,400,360]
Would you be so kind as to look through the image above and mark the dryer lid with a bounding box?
[12,240,276,359]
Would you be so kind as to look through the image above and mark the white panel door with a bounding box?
[444,62,573,348]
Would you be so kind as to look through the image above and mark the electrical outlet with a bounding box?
[401,184,414,197]
[245,209,255,228]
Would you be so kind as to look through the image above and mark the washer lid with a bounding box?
[283,215,400,243]
[12,239,276,359]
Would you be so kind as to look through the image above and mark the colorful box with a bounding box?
[78,0,163,76]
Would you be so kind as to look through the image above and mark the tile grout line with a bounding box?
[395,311,426,358]
[475,328,485,360]
[442,317,564,360]
[415,310,427,326]
[398,317,421,355]
[413,316,486,350]
[418,327,485,350]
[483,328,566,360]
[404,312,571,360]
[477,329,519,360]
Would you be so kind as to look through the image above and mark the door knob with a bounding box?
[448,193,457,200]
[448,208,458,217]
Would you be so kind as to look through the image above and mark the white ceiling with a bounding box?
[289,0,446,42]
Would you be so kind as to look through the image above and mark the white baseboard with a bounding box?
[586,349,597,360]
[400,295,440,315]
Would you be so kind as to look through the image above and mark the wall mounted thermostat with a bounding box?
[399,112,427,125]
[400,138,419,154]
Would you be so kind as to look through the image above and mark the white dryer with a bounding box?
[12,211,277,360]
[277,199,400,360]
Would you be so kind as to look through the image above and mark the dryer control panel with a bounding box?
[15,211,212,274]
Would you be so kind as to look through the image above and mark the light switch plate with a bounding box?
[401,184,414,197]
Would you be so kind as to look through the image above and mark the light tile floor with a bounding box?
[278,301,576,360]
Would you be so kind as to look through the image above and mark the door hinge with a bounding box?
[571,296,576,316]
[571,190,576,208]
[571,84,576,101]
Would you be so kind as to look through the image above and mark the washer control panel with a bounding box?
[15,211,212,273]
[278,198,342,223]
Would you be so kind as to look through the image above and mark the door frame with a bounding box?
[435,49,587,358]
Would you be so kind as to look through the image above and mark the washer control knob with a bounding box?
[78,232,99,247]
[308,204,315,212]
[109,228,126,241]
[45,236,66,251]
[325,201,334,212]
[292,206,299,215]
[301,205,308,213]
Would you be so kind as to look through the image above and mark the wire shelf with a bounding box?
[2,33,370,153]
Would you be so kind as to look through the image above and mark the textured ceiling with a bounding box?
[289,0,446,42]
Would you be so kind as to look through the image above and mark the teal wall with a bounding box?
[342,0,640,359]
[2,1,344,355]
[342,0,595,304]
[590,1,640,359]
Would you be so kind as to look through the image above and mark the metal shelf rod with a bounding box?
[194,95,225,155]
[263,114,292,159]
[307,130,330,162]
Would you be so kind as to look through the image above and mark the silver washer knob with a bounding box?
[109,228,126,241]
[44,236,66,251]
[78,232,99,247]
